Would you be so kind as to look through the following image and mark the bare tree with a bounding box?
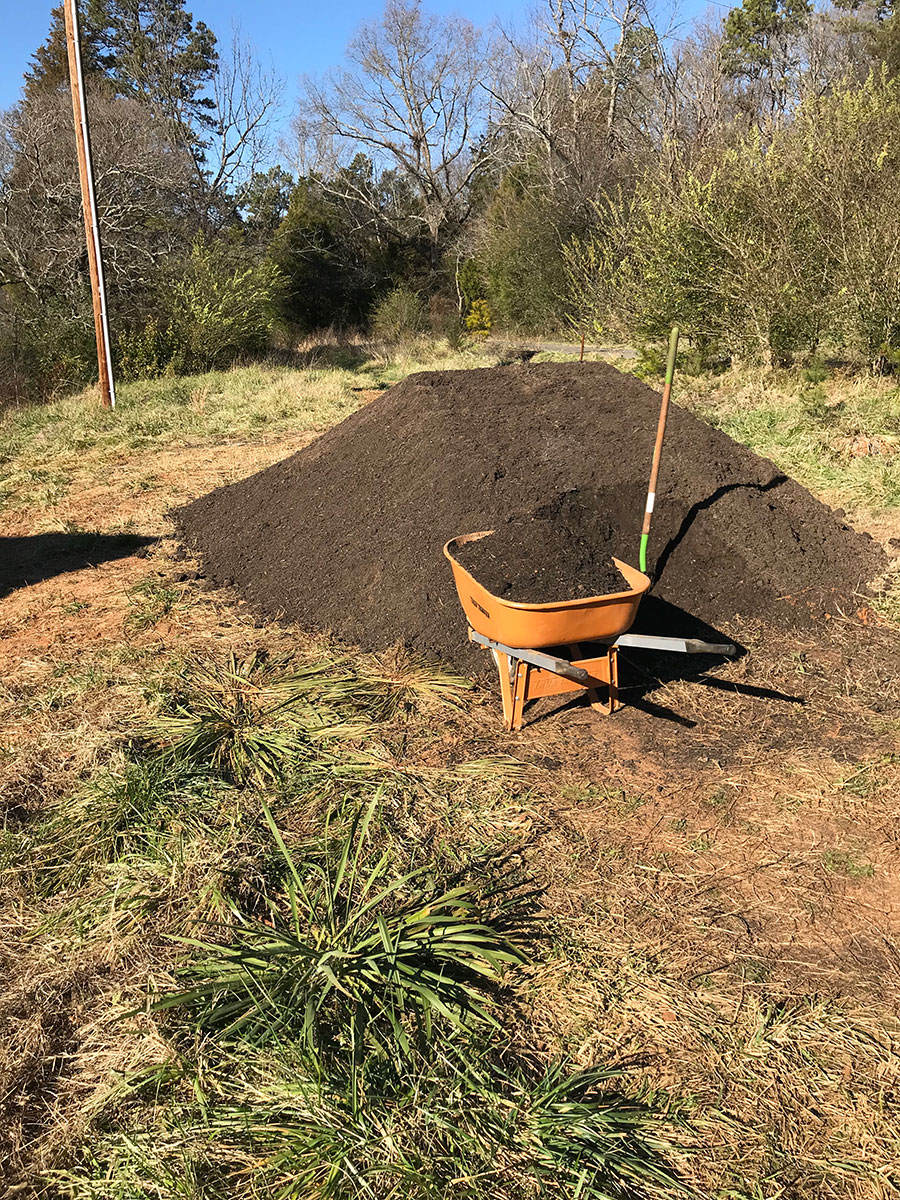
[299,0,495,253]
[487,0,675,205]
[194,31,284,227]
[0,89,193,303]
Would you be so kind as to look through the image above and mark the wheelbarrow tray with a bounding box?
[444,530,650,650]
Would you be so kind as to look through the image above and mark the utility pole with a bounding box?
[64,0,116,409]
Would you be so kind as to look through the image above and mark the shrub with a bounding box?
[478,172,572,332]
[565,73,900,369]
[465,298,492,336]
[371,286,426,341]
[163,240,285,373]
[426,292,466,347]
[116,316,174,382]
[0,298,97,402]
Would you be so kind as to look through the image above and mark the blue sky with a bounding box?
[3,0,719,135]
[2,0,530,114]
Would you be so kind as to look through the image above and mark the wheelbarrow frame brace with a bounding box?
[471,631,621,730]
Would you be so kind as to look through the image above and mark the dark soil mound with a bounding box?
[453,493,627,602]
[177,362,884,673]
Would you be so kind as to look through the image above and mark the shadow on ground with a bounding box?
[524,594,805,729]
[0,532,155,599]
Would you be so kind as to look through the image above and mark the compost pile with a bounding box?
[453,495,627,602]
[178,362,884,672]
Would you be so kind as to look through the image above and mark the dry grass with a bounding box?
[2,348,900,1198]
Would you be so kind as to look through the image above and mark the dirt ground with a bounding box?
[3,415,900,1195]
[4,424,898,996]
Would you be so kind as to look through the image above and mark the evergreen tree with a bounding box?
[23,0,217,147]
[269,176,376,330]
[720,0,812,114]
[242,167,295,245]
[22,3,112,99]
[93,0,218,140]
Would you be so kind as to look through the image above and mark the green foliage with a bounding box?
[371,286,426,341]
[479,173,572,332]
[29,756,239,888]
[872,11,900,76]
[1,299,98,401]
[566,74,900,367]
[162,242,284,373]
[269,172,377,332]
[89,0,218,140]
[464,298,492,336]
[425,293,466,347]
[109,239,288,385]
[157,798,528,1058]
[456,257,485,310]
[55,1049,686,1200]
[23,3,111,99]
[721,0,812,80]
[241,166,294,244]
[116,317,176,382]
[519,1060,687,1198]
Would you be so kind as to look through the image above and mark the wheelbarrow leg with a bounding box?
[597,644,620,715]
[496,651,528,731]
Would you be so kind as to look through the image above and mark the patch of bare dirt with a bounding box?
[3,415,900,1193]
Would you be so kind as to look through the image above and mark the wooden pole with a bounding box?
[64,0,115,409]
[639,326,680,574]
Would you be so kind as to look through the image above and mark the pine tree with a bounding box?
[23,1,218,148]
[22,3,112,99]
[94,0,218,139]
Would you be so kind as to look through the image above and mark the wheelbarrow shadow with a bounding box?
[526,594,805,729]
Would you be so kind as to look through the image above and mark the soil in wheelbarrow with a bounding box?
[176,361,887,675]
[453,494,629,602]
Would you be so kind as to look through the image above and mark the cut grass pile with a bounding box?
[3,345,900,1199]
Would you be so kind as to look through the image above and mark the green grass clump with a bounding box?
[821,848,875,879]
[126,576,185,631]
[53,1052,686,1200]
[157,798,528,1060]
[40,756,238,879]
[148,650,369,788]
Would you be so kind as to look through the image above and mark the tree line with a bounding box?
[2,0,900,401]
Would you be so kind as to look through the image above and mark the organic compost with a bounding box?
[453,494,627,602]
[177,362,884,673]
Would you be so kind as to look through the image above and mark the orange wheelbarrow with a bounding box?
[444,531,736,731]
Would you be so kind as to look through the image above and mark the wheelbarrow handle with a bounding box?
[469,632,592,684]
[612,633,737,656]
